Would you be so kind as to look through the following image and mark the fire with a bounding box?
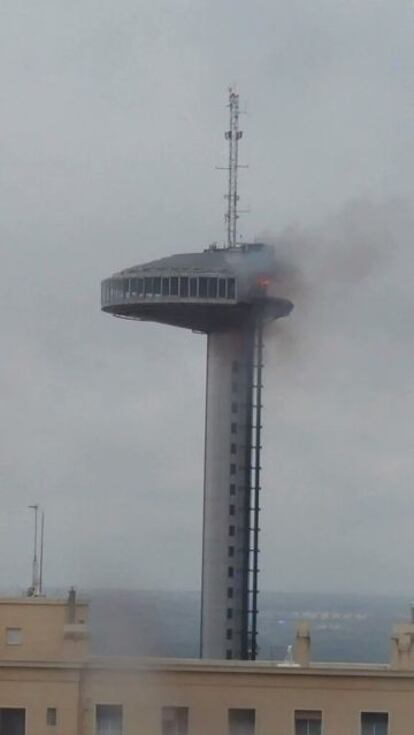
[256,276,271,289]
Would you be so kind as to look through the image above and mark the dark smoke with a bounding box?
[260,198,412,359]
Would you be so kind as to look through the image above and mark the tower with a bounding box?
[101,91,293,660]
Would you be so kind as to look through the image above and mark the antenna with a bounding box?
[28,504,44,597]
[217,87,247,248]
[39,510,45,595]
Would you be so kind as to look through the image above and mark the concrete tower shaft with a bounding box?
[202,326,258,659]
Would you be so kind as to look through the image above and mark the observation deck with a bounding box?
[101,243,293,332]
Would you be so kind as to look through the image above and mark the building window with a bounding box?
[219,278,226,298]
[230,443,237,454]
[231,422,237,434]
[189,278,197,297]
[137,278,144,296]
[144,277,153,296]
[170,277,179,296]
[226,649,233,659]
[180,277,189,297]
[162,277,170,296]
[228,566,234,578]
[228,546,234,557]
[229,505,235,516]
[361,713,389,735]
[232,381,238,393]
[229,525,235,537]
[295,710,322,735]
[227,608,233,620]
[153,277,161,296]
[230,464,236,475]
[0,709,25,733]
[47,708,57,726]
[227,587,233,598]
[226,628,233,640]
[199,277,207,298]
[229,483,236,495]
[231,402,238,413]
[6,628,22,645]
[227,278,236,299]
[228,709,255,735]
[161,707,189,735]
[96,705,123,735]
[208,278,218,298]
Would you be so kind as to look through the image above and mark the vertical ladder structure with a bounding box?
[249,317,264,659]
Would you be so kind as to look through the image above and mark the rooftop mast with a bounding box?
[28,504,45,597]
[224,87,243,248]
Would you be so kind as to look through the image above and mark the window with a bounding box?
[229,505,235,516]
[230,443,237,454]
[226,628,233,640]
[226,649,232,659]
[227,278,236,299]
[0,709,25,735]
[95,705,123,735]
[137,278,144,296]
[180,277,189,297]
[199,277,207,297]
[6,628,22,645]
[162,277,170,296]
[232,381,238,393]
[228,566,234,578]
[47,708,57,726]
[227,587,233,598]
[219,278,226,298]
[161,707,189,735]
[122,280,129,298]
[230,464,236,475]
[153,277,161,296]
[231,422,238,434]
[361,712,389,735]
[227,608,233,620]
[189,278,197,297]
[228,546,234,557]
[229,526,235,537]
[144,277,153,296]
[228,708,255,735]
[208,278,218,298]
[295,710,322,735]
[170,277,179,296]
[230,483,236,495]
[231,402,238,413]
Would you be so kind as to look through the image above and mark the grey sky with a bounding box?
[0,0,413,594]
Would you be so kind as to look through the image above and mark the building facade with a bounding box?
[1,595,414,734]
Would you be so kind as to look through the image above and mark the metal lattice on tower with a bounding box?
[224,88,243,248]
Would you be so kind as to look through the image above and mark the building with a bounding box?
[100,88,295,661]
[2,591,414,734]
[101,242,293,662]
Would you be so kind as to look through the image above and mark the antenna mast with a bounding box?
[28,504,45,596]
[224,87,243,248]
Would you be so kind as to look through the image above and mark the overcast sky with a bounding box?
[1,0,413,596]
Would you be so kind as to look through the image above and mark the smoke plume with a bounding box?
[260,198,411,360]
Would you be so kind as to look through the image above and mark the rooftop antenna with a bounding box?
[28,504,42,597]
[217,87,247,248]
[39,509,45,595]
